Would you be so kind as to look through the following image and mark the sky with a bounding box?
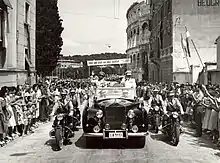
[58,0,140,56]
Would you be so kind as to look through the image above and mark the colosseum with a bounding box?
[126,0,151,82]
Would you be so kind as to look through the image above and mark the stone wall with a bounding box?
[126,1,150,82]
[0,0,36,87]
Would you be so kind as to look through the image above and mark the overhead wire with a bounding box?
[61,11,122,20]
[60,0,123,20]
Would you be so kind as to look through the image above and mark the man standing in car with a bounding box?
[97,71,107,87]
[121,71,136,89]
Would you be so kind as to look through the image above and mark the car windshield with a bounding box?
[95,87,135,100]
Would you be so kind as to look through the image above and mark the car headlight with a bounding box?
[131,125,138,133]
[172,112,179,118]
[96,110,103,118]
[57,114,64,121]
[127,109,135,119]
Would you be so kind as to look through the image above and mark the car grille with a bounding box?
[105,106,126,129]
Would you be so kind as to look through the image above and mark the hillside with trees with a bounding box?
[61,53,128,78]
[62,53,127,62]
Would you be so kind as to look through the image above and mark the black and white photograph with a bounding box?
[0,0,220,162]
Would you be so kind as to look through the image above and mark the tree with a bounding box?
[36,0,64,77]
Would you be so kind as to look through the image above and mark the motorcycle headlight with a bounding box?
[127,109,135,119]
[96,110,103,118]
[57,114,64,121]
[172,112,179,119]
[154,106,159,111]
[139,97,144,103]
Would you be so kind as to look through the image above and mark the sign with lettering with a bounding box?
[95,87,135,100]
[198,0,220,6]
[87,58,131,66]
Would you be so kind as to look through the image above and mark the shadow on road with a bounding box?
[10,152,34,156]
[150,133,173,146]
[44,139,73,151]
[214,152,220,157]
[183,128,219,150]
[75,135,146,149]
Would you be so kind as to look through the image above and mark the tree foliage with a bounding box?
[36,0,64,77]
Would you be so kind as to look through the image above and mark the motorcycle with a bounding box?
[148,106,162,133]
[49,113,75,150]
[161,111,181,146]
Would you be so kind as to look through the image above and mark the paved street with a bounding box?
[0,101,220,163]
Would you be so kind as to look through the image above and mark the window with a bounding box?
[25,2,30,24]
[0,10,3,43]
[25,47,30,59]
[142,22,148,31]
[161,5,164,19]
[133,54,136,64]
[137,53,140,61]
[146,0,150,5]
[25,47,30,70]
[168,0,171,13]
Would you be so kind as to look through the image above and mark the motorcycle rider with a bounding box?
[70,89,78,108]
[69,89,81,125]
[148,87,165,130]
[163,90,184,115]
[50,90,74,128]
[148,87,164,113]
[161,90,184,131]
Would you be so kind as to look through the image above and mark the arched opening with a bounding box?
[133,54,136,69]
[134,29,136,35]
[142,22,148,31]
[137,27,139,34]
[137,53,140,61]
[130,55,132,63]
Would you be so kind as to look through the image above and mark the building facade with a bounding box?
[149,0,220,83]
[0,0,36,87]
[53,59,83,78]
[126,1,151,82]
[57,59,83,69]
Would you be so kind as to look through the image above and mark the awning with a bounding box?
[2,0,12,9]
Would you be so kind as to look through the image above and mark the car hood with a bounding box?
[97,98,138,108]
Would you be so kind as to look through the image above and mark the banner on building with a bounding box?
[87,58,131,66]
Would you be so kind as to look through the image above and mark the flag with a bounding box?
[181,33,187,57]
[185,26,191,57]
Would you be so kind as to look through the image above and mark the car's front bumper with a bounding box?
[84,132,147,138]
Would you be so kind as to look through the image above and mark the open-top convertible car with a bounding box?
[82,86,148,147]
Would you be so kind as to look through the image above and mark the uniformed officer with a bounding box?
[121,71,136,88]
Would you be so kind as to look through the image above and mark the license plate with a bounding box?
[109,132,123,138]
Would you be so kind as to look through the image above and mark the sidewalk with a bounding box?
[0,121,49,148]
[182,121,220,149]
